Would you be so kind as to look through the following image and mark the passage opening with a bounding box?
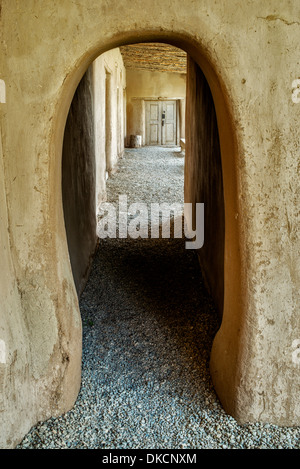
[62,42,225,316]
[60,40,226,446]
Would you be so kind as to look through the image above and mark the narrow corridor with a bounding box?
[17,147,300,449]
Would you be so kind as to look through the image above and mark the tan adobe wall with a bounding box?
[0,0,299,448]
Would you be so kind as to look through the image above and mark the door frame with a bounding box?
[144,98,181,146]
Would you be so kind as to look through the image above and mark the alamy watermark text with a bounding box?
[97,195,204,250]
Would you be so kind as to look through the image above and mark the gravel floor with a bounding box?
[17,147,300,449]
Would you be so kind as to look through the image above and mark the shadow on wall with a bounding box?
[62,67,97,296]
[185,56,225,317]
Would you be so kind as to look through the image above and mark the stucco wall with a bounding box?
[93,48,126,207]
[126,69,186,145]
[62,49,126,294]
[185,56,225,317]
[62,67,97,295]
[0,126,34,448]
[0,0,299,448]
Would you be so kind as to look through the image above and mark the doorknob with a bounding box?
[162,111,165,126]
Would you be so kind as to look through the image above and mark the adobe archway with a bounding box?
[57,28,243,417]
[1,1,299,448]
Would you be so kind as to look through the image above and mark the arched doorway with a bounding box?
[57,33,242,423]
[3,2,300,450]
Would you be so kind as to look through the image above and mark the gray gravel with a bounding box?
[17,146,300,449]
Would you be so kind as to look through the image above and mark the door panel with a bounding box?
[162,101,176,145]
[150,123,159,144]
[150,103,159,120]
[165,123,175,144]
[146,100,177,146]
[146,102,161,145]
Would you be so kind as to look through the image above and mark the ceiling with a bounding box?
[119,43,187,74]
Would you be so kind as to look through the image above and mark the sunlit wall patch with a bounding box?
[0,339,6,364]
[0,79,6,104]
[292,79,300,104]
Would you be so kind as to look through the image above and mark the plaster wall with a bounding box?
[126,69,186,145]
[0,128,34,448]
[62,49,126,296]
[62,66,97,296]
[0,0,299,448]
[93,48,126,207]
[185,56,225,317]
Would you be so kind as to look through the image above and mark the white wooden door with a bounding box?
[146,101,177,146]
[146,101,161,145]
[162,101,177,146]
